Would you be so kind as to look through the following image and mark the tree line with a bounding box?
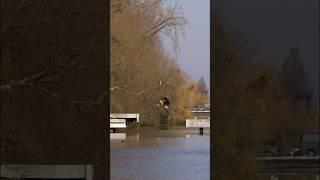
[212,8,318,180]
[110,0,208,126]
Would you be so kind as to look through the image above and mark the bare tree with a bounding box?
[198,76,208,95]
[1,0,108,178]
[110,0,194,125]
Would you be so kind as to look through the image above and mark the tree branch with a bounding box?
[36,85,106,110]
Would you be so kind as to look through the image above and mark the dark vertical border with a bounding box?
[0,0,2,170]
[209,0,319,179]
[106,0,110,179]
[210,0,214,179]
[318,0,320,135]
[1,0,109,179]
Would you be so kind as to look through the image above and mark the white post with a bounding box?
[270,175,278,180]
[85,164,93,180]
[316,175,319,180]
[136,113,139,123]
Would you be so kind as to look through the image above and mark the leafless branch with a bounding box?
[0,77,32,91]
[36,85,106,110]
[1,0,29,32]
[10,15,64,27]
[1,38,100,112]
[118,87,145,96]
[110,83,129,91]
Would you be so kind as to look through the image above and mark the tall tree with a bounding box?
[111,0,205,126]
[281,47,308,102]
[198,76,208,95]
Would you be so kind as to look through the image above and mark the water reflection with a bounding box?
[111,127,210,180]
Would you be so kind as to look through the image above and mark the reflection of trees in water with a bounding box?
[159,106,169,130]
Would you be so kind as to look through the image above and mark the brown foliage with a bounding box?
[212,10,317,180]
[110,0,205,125]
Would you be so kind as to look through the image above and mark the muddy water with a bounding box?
[110,127,210,180]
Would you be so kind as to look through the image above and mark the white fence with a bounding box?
[110,113,139,123]
[186,119,210,128]
[1,165,93,179]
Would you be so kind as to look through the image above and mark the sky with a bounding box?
[163,0,318,105]
[163,0,210,93]
[218,0,319,105]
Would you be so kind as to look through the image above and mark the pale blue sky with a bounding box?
[163,0,210,92]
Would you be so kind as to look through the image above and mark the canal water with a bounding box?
[110,127,210,180]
